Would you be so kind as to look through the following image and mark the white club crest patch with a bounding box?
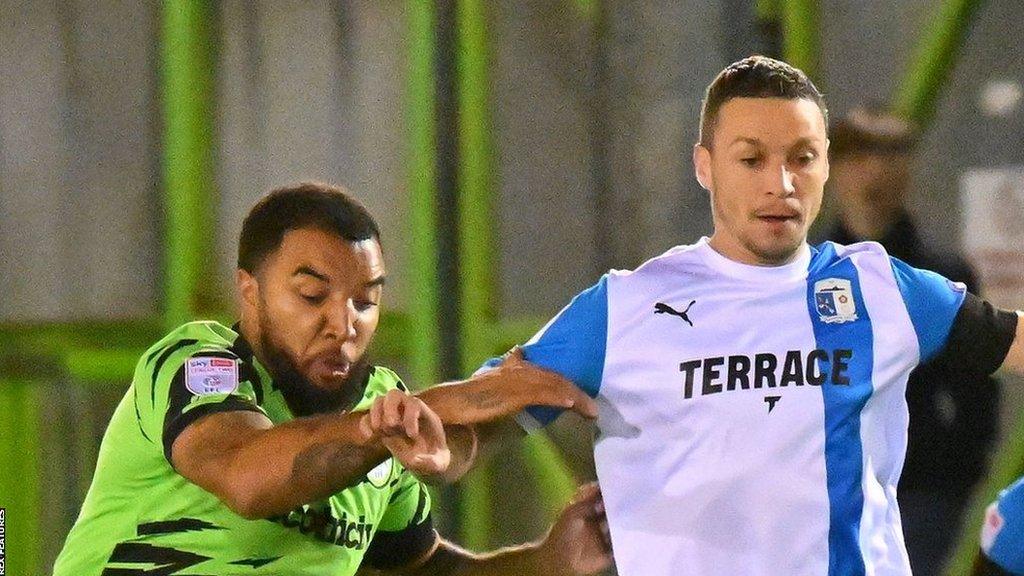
[367,458,394,489]
[185,357,239,396]
[814,278,858,324]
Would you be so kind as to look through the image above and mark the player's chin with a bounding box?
[750,235,804,264]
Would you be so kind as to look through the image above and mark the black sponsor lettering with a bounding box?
[702,357,724,395]
[271,507,375,549]
[754,354,777,389]
[832,349,852,385]
[680,349,855,400]
[680,360,701,399]
[780,351,804,387]
[806,349,828,386]
[726,356,751,391]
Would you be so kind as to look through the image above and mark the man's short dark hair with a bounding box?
[699,55,828,148]
[829,105,918,159]
[238,181,381,273]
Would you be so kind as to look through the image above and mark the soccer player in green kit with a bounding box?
[53,182,610,576]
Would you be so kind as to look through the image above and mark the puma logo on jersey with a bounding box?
[654,301,696,326]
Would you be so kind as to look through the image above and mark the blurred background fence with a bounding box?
[1,1,1023,574]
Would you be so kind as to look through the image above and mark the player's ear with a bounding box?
[694,143,713,191]
[823,138,831,181]
[236,268,259,310]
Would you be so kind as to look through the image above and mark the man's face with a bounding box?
[238,228,385,415]
[694,97,830,265]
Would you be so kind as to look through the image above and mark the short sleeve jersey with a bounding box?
[497,238,1016,576]
[53,321,434,576]
[981,477,1024,575]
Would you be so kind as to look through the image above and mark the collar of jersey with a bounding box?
[696,236,811,282]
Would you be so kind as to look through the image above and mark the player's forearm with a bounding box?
[220,412,388,518]
[999,310,1024,373]
[415,375,524,425]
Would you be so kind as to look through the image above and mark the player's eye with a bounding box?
[300,292,326,304]
[740,157,760,167]
[793,152,817,166]
[354,300,377,312]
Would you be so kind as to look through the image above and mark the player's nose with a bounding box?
[766,163,796,197]
[323,298,358,342]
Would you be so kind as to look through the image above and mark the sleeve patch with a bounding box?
[982,502,1005,553]
[185,357,239,395]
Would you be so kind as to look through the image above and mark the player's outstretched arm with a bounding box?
[171,408,394,520]
[999,311,1024,374]
[416,348,598,426]
[171,358,588,518]
[360,483,613,576]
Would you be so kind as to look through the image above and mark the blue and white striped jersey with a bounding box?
[982,477,1024,575]
[512,238,974,576]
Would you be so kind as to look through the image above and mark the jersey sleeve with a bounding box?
[981,477,1024,574]
[135,341,266,466]
[361,471,435,570]
[890,257,968,363]
[476,275,608,429]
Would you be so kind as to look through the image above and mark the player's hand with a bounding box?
[536,483,613,575]
[491,347,599,418]
[359,390,451,481]
[418,347,598,426]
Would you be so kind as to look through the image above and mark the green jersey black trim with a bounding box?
[361,518,436,570]
[163,396,266,466]
[137,518,226,536]
[54,320,436,576]
[149,338,198,407]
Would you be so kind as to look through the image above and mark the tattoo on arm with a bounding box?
[290,441,380,490]
[464,389,505,411]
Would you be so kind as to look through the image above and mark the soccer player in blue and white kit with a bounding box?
[488,56,1024,575]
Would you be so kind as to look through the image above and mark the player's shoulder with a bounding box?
[809,241,901,282]
[136,321,240,385]
[608,241,705,283]
[812,240,891,264]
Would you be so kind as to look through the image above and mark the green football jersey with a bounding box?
[53,321,434,576]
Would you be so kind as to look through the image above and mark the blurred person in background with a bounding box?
[52,183,610,576]
[824,106,1001,575]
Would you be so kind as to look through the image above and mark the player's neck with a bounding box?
[706,234,807,267]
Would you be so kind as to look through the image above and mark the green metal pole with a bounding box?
[892,0,985,128]
[0,380,42,575]
[756,0,781,21]
[407,1,441,391]
[161,0,217,330]
[780,0,820,82]
[455,0,494,375]
[455,0,495,549]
